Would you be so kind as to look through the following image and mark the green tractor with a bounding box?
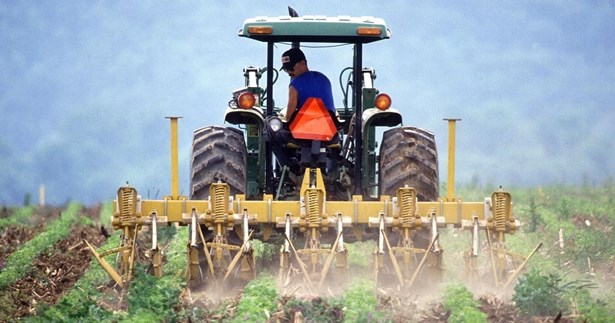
[90,9,536,292]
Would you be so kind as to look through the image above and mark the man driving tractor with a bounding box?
[268,47,337,172]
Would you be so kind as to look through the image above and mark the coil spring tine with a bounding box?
[213,184,227,222]
[306,189,320,227]
[398,187,416,225]
[493,192,507,232]
[119,187,136,225]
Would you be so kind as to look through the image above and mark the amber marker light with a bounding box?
[375,93,391,110]
[356,27,382,36]
[248,26,273,34]
[238,92,256,109]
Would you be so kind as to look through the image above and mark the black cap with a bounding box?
[280,48,306,71]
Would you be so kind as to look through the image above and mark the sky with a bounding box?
[1,1,614,205]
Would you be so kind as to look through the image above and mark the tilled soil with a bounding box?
[0,207,108,320]
[0,224,45,269]
[0,207,63,270]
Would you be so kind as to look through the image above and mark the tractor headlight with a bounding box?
[237,91,256,109]
[375,93,392,111]
[268,116,283,132]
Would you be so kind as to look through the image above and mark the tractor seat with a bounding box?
[285,131,341,150]
[286,142,300,149]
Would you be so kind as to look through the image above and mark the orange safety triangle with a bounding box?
[289,97,337,141]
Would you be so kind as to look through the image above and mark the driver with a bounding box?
[280,48,335,121]
[268,48,336,172]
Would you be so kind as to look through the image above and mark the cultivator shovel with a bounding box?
[85,186,163,288]
[461,190,542,289]
[370,186,445,287]
[278,169,350,292]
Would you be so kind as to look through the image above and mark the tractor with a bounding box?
[87,9,541,292]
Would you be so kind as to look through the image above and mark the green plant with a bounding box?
[513,268,597,317]
[574,289,611,322]
[336,279,386,323]
[346,241,375,270]
[23,193,32,207]
[526,190,542,233]
[513,269,567,317]
[125,273,183,322]
[122,226,185,322]
[232,274,278,322]
[442,284,487,323]
[252,239,277,265]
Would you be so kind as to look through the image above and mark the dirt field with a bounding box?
[0,195,610,322]
[0,206,107,320]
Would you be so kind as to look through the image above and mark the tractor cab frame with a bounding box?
[226,15,401,199]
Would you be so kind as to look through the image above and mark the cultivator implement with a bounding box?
[86,117,539,291]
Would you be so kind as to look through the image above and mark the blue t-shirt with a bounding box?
[290,71,335,113]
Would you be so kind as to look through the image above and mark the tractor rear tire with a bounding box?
[190,125,247,277]
[190,126,247,199]
[379,126,439,201]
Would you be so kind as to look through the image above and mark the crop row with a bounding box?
[0,206,35,231]
[0,203,82,288]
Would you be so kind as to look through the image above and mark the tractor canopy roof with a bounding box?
[239,15,391,43]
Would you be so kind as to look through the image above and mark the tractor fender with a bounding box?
[361,107,402,130]
[224,106,265,127]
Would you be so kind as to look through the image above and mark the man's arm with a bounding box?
[286,85,298,122]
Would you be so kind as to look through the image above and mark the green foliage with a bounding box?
[513,269,568,317]
[442,284,477,310]
[336,279,386,323]
[574,289,611,322]
[0,203,81,288]
[231,274,278,322]
[122,226,185,322]
[161,226,187,276]
[252,239,277,264]
[442,284,487,323]
[506,183,615,272]
[513,268,598,317]
[124,273,183,322]
[557,196,575,220]
[346,241,376,270]
[0,205,35,231]
[573,228,610,261]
